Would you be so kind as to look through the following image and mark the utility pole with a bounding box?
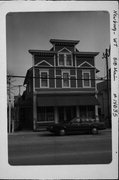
[7,74,16,133]
[102,46,111,127]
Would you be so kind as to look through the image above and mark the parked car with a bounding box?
[47,117,106,135]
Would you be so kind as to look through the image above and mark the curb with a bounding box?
[8,129,111,136]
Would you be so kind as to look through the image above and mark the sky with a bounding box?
[6,11,110,96]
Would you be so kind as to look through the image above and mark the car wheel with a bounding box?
[91,127,98,135]
[59,129,65,136]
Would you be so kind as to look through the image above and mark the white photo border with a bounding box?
[0,1,118,179]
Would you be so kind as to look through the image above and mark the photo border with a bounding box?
[0,1,118,179]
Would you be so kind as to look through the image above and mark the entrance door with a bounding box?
[65,106,76,122]
[59,106,76,123]
[59,107,64,123]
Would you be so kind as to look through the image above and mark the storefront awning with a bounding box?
[37,95,99,107]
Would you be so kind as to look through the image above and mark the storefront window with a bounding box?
[47,107,54,121]
[37,107,54,122]
[80,106,95,122]
[58,106,76,123]
[80,106,87,121]
[87,106,95,119]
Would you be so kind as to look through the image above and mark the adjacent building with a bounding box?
[24,39,100,131]
[97,69,111,128]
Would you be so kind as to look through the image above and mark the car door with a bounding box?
[79,122,90,133]
[66,118,80,134]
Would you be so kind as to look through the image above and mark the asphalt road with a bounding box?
[8,130,112,165]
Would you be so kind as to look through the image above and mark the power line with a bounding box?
[7,75,110,81]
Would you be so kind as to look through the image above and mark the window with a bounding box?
[59,54,65,66]
[40,70,49,88]
[66,54,72,66]
[87,106,95,119]
[62,71,70,88]
[37,107,54,122]
[80,106,87,121]
[80,106,95,122]
[58,53,72,66]
[82,70,91,87]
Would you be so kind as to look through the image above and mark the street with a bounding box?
[8,130,112,165]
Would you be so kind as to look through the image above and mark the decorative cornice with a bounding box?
[29,50,56,55]
[50,39,80,46]
[74,51,99,57]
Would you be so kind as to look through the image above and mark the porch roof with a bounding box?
[37,95,99,107]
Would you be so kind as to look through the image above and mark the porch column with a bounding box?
[54,107,58,124]
[95,105,99,121]
[33,94,37,130]
[76,106,80,118]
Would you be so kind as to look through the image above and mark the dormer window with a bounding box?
[58,51,72,67]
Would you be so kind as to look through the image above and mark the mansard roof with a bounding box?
[29,49,99,57]
[29,39,99,57]
[50,39,80,46]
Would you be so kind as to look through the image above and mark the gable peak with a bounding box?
[58,47,71,53]
[78,61,94,68]
[35,60,53,67]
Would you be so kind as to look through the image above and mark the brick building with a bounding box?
[24,39,100,131]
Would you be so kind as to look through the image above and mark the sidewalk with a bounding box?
[8,130,43,136]
[8,128,112,136]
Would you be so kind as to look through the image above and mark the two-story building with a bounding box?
[24,39,100,131]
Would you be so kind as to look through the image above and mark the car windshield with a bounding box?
[70,118,95,123]
[71,118,80,123]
